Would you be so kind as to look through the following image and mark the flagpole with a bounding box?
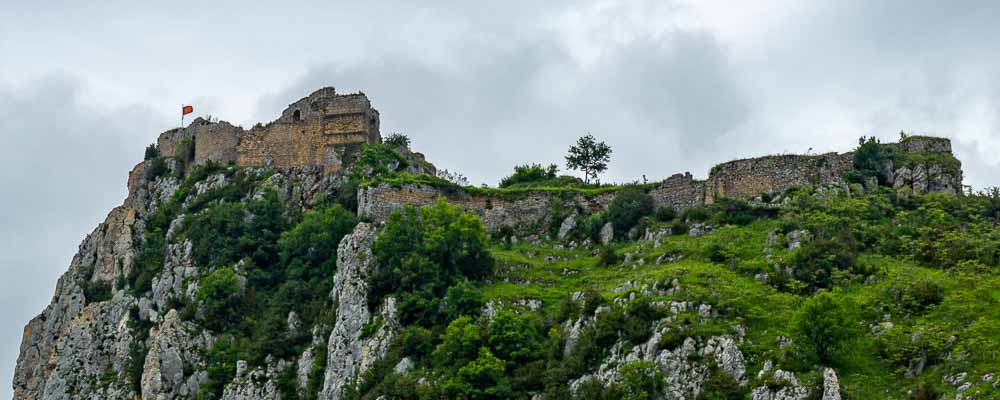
[181,104,185,129]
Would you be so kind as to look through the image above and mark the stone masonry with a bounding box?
[157,87,381,172]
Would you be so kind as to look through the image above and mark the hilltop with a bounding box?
[14,88,1000,400]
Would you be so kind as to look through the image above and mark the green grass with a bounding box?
[472,212,1000,399]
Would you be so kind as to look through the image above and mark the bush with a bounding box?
[146,156,168,180]
[357,143,409,177]
[789,233,858,291]
[654,207,677,222]
[606,188,655,237]
[682,206,712,223]
[853,136,893,185]
[442,281,485,321]
[384,133,411,148]
[196,266,244,331]
[176,138,195,163]
[278,203,357,281]
[433,316,483,370]
[368,200,494,326]
[442,348,512,399]
[791,291,858,365]
[881,279,944,315]
[499,163,559,188]
[597,245,620,266]
[618,360,665,400]
[710,198,775,226]
[488,311,543,364]
[144,143,160,160]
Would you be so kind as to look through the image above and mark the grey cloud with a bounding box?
[255,20,746,186]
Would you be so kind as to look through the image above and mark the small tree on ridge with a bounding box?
[565,133,612,184]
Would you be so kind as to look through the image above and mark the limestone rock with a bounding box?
[822,368,841,400]
[750,363,809,400]
[142,309,211,400]
[321,223,400,400]
[599,222,614,245]
[557,215,577,240]
[787,230,811,250]
[221,358,290,400]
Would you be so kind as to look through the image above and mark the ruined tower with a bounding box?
[157,87,382,171]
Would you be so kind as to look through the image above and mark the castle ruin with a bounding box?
[156,87,381,171]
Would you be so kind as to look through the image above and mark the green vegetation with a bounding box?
[144,143,160,160]
[565,134,612,184]
[384,133,411,149]
[605,187,655,237]
[368,200,494,326]
[498,163,561,188]
[791,291,859,364]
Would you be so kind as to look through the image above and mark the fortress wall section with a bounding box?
[704,152,854,204]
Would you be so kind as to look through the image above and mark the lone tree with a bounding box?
[565,133,612,184]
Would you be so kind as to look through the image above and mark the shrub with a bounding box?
[498,163,559,188]
[146,156,168,180]
[433,316,483,370]
[144,143,160,160]
[606,188,655,237]
[176,138,195,163]
[700,365,745,399]
[278,203,357,281]
[81,280,113,304]
[710,198,775,226]
[597,245,620,266]
[384,133,411,148]
[442,348,512,399]
[357,143,409,177]
[368,200,494,326]
[196,266,244,331]
[442,281,485,321]
[618,360,665,400]
[682,206,712,223]
[788,232,858,291]
[853,136,893,185]
[791,291,858,365]
[488,311,543,364]
[882,279,944,314]
[654,207,677,222]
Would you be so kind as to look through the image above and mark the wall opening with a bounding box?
[292,110,301,122]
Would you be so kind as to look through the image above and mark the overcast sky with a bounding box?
[3,1,1000,396]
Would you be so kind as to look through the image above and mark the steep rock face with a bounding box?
[13,157,368,399]
[141,310,211,400]
[13,160,181,400]
[321,223,399,400]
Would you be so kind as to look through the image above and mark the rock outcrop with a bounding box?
[321,223,399,400]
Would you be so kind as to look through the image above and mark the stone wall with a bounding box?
[360,137,963,232]
[359,184,617,232]
[156,87,381,171]
[703,152,854,204]
[650,172,705,209]
[193,122,239,165]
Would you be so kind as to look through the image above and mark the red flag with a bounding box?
[182,105,194,116]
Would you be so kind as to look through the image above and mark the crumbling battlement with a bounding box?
[156,87,381,171]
